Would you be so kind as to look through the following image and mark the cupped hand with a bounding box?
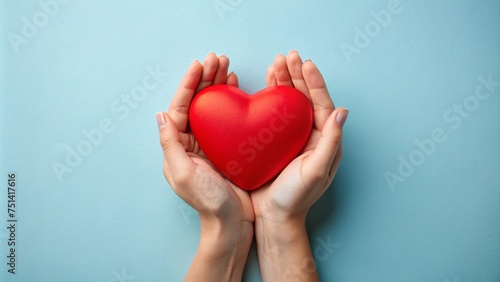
[250,50,348,223]
[157,53,254,226]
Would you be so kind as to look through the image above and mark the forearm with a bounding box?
[255,216,319,281]
[185,218,253,282]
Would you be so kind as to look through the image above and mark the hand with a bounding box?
[156,53,254,282]
[250,50,348,281]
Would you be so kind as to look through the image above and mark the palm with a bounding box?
[185,141,254,221]
[250,138,315,216]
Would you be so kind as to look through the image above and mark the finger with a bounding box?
[274,54,293,86]
[286,50,310,99]
[227,72,239,88]
[196,52,219,92]
[328,144,343,180]
[304,108,348,183]
[156,112,195,183]
[213,55,230,85]
[163,159,172,183]
[302,60,335,131]
[168,61,203,132]
[266,66,277,87]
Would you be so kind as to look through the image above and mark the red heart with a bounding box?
[189,85,313,191]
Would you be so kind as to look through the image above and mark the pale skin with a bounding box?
[156,51,348,281]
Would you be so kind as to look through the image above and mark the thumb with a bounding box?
[156,112,193,177]
[305,108,348,175]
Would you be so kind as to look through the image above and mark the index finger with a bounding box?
[168,61,203,132]
[302,60,335,131]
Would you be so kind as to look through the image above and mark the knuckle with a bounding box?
[330,134,342,148]
[310,167,329,183]
[172,169,192,187]
[159,136,175,152]
[173,105,189,115]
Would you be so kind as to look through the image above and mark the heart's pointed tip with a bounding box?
[229,178,261,191]
[240,186,260,192]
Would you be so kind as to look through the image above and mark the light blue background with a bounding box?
[1,0,499,281]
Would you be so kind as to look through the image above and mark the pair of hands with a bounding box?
[156,51,347,281]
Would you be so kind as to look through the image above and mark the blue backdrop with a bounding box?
[1,0,499,281]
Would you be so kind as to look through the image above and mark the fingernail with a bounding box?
[156,112,166,127]
[191,59,199,65]
[336,109,349,127]
[305,59,312,63]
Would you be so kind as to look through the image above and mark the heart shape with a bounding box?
[189,85,313,190]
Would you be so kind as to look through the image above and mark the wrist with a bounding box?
[186,218,253,282]
[200,217,253,266]
[255,215,306,246]
[199,216,253,251]
[254,216,319,281]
